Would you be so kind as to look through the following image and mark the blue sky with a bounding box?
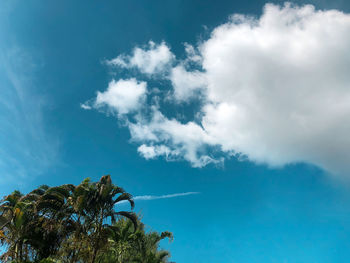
[2,0,350,262]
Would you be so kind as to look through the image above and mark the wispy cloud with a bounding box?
[0,47,59,187]
[117,192,200,205]
[134,191,200,201]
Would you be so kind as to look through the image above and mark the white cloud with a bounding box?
[184,43,202,64]
[80,103,92,110]
[134,191,200,201]
[108,41,174,74]
[86,3,350,175]
[196,3,350,173]
[137,144,177,160]
[170,65,207,101]
[116,191,200,205]
[0,47,59,185]
[129,108,219,167]
[84,78,147,115]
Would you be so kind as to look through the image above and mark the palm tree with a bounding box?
[133,228,173,263]
[0,190,37,261]
[0,175,143,263]
[70,175,137,263]
[0,184,75,262]
[99,217,173,263]
[27,184,76,260]
[100,218,137,262]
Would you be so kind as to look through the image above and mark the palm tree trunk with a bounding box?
[91,209,104,263]
[19,241,23,262]
[91,248,98,263]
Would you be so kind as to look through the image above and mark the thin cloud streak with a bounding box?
[134,191,200,201]
[116,192,200,205]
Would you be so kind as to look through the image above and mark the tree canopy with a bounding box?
[0,175,173,263]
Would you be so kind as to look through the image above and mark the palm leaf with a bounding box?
[113,193,135,209]
[115,211,138,232]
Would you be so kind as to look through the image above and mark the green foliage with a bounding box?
[98,217,173,263]
[0,175,172,263]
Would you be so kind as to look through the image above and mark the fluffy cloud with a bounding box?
[197,3,350,173]
[130,108,219,167]
[108,41,174,74]
[137,144,175,160]
[85,3,350,174]
[170,65,207,101]
[82,78,147,115]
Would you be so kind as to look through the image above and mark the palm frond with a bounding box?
[113,193,135,209]
[115,211,138,232]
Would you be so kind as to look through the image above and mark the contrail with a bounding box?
[134,192,200,201]
[116,192,200,205]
